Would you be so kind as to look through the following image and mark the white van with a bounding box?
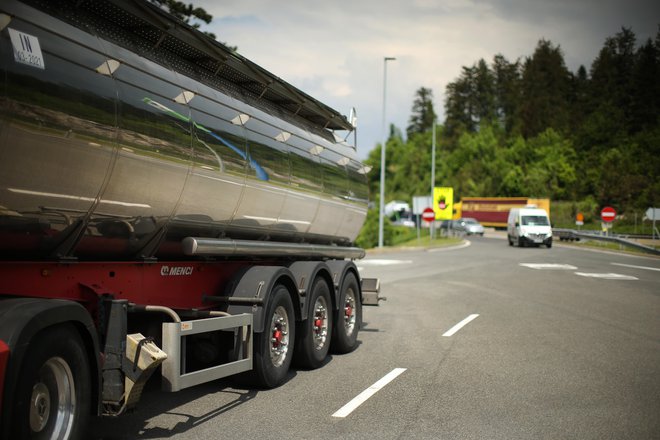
[507,207,552,248]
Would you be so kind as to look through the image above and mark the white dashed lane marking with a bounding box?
[575,272,638,280]
[520,263,577,270]
[520,263,640,280]
[442,314,480,337]
[332,368,407,418]
[611,263,660,272]
[358,259,413,266]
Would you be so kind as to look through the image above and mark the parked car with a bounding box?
[454,218,485,236]
[439,220,458,231]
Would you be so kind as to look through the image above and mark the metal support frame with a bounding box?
[161,313,253,392]
[101,299,129,405]
[361,278,384,306]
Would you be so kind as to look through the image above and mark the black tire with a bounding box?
[12,324,91,440]
[508,235,513,246]
[294,278,333,369]
[251,284,295,388]
[546,240,553,248]
[518,237,525,247]
[331,272,362,354]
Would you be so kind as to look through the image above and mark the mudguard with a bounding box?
[286,261,334,320]
[225,266,298,333]
[324,260,361,311]
[0,298,101,440]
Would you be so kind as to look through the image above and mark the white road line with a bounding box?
[428,240,471,252]
[332,368,407,418]
[443,314,480,337]
[520,263,578,270]
[357,259,413,266]
[611,262,660,272]
[574,272,638,280]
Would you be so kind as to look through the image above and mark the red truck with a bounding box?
[455,197,550,229]
[0,1,380,438]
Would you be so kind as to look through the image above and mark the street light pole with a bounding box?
[430,119,436,239]
[378,56,396,248]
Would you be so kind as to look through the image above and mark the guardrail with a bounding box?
[553,228,660,256]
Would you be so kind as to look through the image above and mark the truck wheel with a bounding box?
[331,272,362,354]
[507,235,513,246]
[294,278,332,369]
[251,284,295,388]
[518,237,525,247]
[12,324,91,440]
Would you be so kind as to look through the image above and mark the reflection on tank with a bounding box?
[0,0,369,261]
[143,97,269,181]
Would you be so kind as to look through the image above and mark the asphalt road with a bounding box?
[89,234,660,439]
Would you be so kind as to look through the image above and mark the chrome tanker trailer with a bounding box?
[0,1,380,438]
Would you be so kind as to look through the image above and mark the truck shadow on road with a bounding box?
[360,321,380,333]
[88,376,267,439]
[88,338,372,438]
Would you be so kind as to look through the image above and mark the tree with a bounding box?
[148,0,238,50]
[362,124,406,204]
[525,129,577,200]
[149,1,212,30]
[406,87,436,139]
[630,34,660,131]
[568,65,589,137]
[492,54,522,135]
[444,59,498,141]
[360,25,659,237]
[520,40,572,138]
[586,28,638,133]
[473,59,497,125]
[444,65,478,140]
[355,209,394,248]
[444,123,503,198]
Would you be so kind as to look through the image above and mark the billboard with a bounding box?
[433,187,453,220]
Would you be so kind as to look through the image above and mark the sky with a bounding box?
[197,0,659,160]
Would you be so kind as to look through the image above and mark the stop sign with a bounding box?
[601,206,616,223]
[421,207,435,222]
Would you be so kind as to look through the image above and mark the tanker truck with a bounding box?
[0,1,382,438]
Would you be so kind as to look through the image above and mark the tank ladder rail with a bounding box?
[161,313,253,392]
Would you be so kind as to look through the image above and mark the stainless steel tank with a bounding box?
[0,0,369,261]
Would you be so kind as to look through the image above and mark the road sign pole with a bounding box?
[600,207,616,236]
[421,207,435,233]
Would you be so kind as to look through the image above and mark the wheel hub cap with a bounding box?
[269,307,290,367]
[29,357,76,438]
[343,290,357,336]
[312,298,329,350]
[30,383,51,432]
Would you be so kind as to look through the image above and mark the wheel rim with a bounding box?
[312,296,329,350]
[343,288,357,337]
[30,356,76,439]
[269,305,290,367]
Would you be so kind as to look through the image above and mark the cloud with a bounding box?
[197,0,659,159]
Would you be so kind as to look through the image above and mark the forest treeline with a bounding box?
[363,27,660,221]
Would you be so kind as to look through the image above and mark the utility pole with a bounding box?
[430,119,436,239]
[378,56,396,248]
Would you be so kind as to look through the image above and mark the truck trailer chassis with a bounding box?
[0,251,381,439]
